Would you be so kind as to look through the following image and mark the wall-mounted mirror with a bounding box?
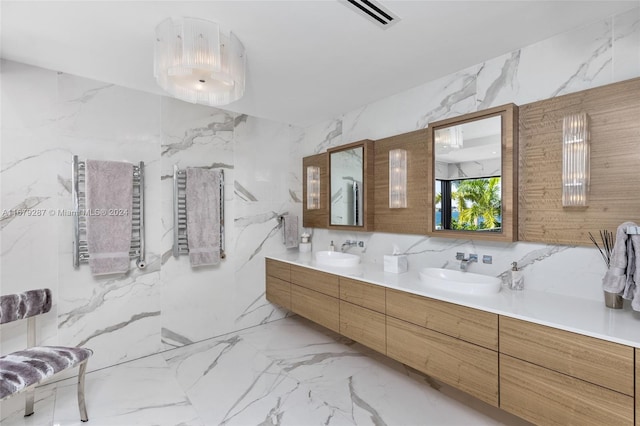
[428,104,518,242]
[328,140,374,231]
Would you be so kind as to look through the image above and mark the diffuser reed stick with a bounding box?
[588,230,614,268]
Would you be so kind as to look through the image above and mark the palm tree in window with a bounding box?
[455,177,501,230]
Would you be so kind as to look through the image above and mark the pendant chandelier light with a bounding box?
[435,126,463,150]
[154,17,246,106]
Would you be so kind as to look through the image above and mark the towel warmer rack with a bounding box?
[172,165,226,259]
[71,155,146,269]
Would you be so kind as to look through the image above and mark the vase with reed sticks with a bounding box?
[590,230,623,309]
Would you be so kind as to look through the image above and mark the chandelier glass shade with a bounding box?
[435,126,463,150]
[154,17,246,106]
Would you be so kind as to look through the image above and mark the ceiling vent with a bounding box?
[340,0,400,29]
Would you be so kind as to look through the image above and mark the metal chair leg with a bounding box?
[24,389,35,417]
[77,361,89,422]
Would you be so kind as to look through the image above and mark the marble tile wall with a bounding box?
[293,7,640,303]
[1,8,638,406]
[0,58,296,382]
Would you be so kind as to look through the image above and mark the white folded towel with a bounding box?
[85,160,133,276]
[186,168,221,267]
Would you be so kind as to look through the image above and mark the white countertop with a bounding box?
[267,252,640,348]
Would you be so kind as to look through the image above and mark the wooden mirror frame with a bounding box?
[427,104,519,242]
[302,153,329,228]
[327,140,374,231]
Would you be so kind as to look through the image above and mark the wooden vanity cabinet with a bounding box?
[265,259,291,309]
[501,354,634,425]
[339,277,385,313]
[636,349,639,426]
[386,288,498,350]
[291,285,339,333]
[500,316,634,395]
[265,259,640,425]
[290,264,339,298]
[338,278,386,354]
[387,316,499,406]
[385,289,499,407]
[288,265,340,333]
[500,317,635,425]
[339,301,386,354]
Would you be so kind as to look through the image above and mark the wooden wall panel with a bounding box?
[373,129,429,234]
[519,78,640,245]
[302,153,328,228]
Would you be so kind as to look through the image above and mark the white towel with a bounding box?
[282,214,298,249]
[186,168,221,267]
[85,160,133,276]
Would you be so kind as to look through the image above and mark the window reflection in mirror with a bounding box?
[434,115,502,232]
[330,146,364,226]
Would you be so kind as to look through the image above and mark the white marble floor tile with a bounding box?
[51,354,202,426]
[163,331,303,425]
[0,385,57,426]
[1,316,532,425]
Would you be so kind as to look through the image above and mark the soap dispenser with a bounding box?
[329,241,335,252]
[511,262,524,290]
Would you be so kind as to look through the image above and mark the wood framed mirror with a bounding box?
[427,104,518,242]
[328,140,374,231]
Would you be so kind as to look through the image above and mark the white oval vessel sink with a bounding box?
[418,267,501,295]
[315,251,360,267]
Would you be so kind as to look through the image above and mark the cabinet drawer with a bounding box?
[339,277,385,313]
[339,301,386,354]
[266,276,290,310]
[266,258,290,282]
[500,316,634,396]
[291,265,339,298]
[386,289,498,350]
[501,354,634,425]
[387,317,498,407]
[636,348,639,426]
[291,284,339,333]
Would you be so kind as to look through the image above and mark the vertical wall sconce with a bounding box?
[389,149,407,208]
[306,166,320,210]
[562,112,590,207]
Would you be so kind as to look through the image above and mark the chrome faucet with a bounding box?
[341,240,362,252]
[456,252,478,272]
